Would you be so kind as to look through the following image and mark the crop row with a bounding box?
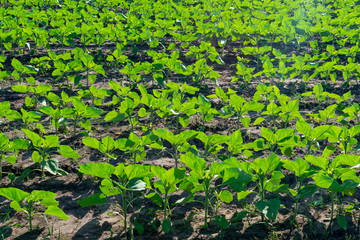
[1,0,360,89]
[1,79,360,236]
[2,150,360,236]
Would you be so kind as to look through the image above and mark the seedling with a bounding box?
[242,153,287,222]
[0,133,29,180]
[153,129,198,168]
[326,125,360,154]
[220,94,264,131]
[118,132,163,164]
[195,132,229,161]
[296,120,332,154]
[62,98,102,137]
[22,129,67,178]
[306,154,360,230]
[282,158,317,223]
[0,187,69,231]
[196,94,218,131]
[78,163,152,234]
[146,166,187,232]
[82,136,125,163]
[179,154,252,228]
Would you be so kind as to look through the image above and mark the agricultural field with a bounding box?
[2,0,360,239]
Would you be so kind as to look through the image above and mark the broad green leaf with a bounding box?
[305,155,328,170]
[146,192,162,207]
[31,190,57,202]
[79,162,114,179]
[32,151,41,163]
[313,171,340,191]
[222,168,252,192]
[180,153,206,178]
[215,215,229,229]
[0,187,30,202]
[44,135,60,148]
[59,145,80,160]
[22,129,42,147]
[237,191,251,200]
[100,179,120,196]
[4,155,16,164]
[296,120,311,137]
[127,179,146,191]
[256,198,280,221]
[162,219,171,233]
[12,85,29,93]
[44,206,69,220]
[282,158,310,178]
[41,158,67,176]
[295,184,318,200]
[219,190,233,203]
[82,138,101,150]
[337,215,347,230]
[78,193,107,207]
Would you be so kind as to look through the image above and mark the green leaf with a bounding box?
[82,138,101,150]
[44,206,69,220]
[133,222,144,235]
[22,129,42,147]
[296,120,312,137]
[79,162,114,179]
[100,179,120,196]
[10,201,22,211]
[219,190,233,203]
[59,145,80,160]
[32,151,42,163]
[162,219,171,233]
[253,117,265,126]
[93,65,106,77]
[146,192,162,207]
[305,155,328,170]
[180,154,206,178]
[322,145,336,158]
[215,216,229,229]
[337,215,347,230]
[42,158,67,176]
[78,193,107,207]
[175,193,195,205]
[256,198,280,221]
[3,155,16,164]
[295,184,318,200]
[127,179,146,191]
[282,158,310,178]
[237,191,251,200]
[138,107,148,117]
[313,171,341,191]
[0,187,30,202]
[12,85,29,93]
[11,58,24,72]
[222,168,252,192]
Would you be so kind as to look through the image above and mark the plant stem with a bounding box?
[164,191,168,220]
[0,157,2,181]
[27,204,34,231]
[294,199,299,222]
[122,192,127,231]
[330,192,335,225]
[174,146,179,169]
[204,187,209,228]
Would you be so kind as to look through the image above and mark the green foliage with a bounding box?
[0,133,29,180]
[22,129,67,178]
[153,129,198,168]
[78,163,152,232]
[0,187,69,231]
